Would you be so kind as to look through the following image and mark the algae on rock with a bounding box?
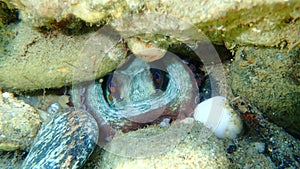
[0,90,41,151]
[0,0,18,27]
[10,0,300,49]
[1,0,299,91]
[0,22,127,91]
[85,118,230,169]
[229,46,300,138]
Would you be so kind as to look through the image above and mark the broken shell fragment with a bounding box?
[193,96,243,139]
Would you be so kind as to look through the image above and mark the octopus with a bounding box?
[72,53,202,145]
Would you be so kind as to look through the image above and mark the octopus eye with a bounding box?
[154,71,161,83]
[188,64,196,72]
[108,81,116,93]
[102,73,120,105]
[108,93,114,102]
[150,68,169,91]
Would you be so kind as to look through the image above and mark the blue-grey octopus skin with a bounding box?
[75,53,199,142]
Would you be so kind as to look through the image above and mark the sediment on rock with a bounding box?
[0,22,127,91]
[229,46,300,138]
[1,0,299,91]
[0,90,41,151]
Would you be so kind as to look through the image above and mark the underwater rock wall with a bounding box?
[230,46,300,138]
[0,0,299,91]
[8,0,300,48]
[0,1,299,168]
[0,22,127,91]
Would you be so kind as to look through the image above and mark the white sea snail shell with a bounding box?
[193,96,243,139]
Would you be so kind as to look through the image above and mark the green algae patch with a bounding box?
[229,46,300,137]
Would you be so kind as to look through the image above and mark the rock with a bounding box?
[224,139,276,169]
[0,90,41,151]
[11,0,130,27]
[0,151,26,169]
[0,0,18,27]
[1,0,299,91]
[22,110,98,169]
[10,0,300,49]
[126,37,167,62]
[85,118,230,168]
[229,46,300,138]
[230,97,300,168]
[146,0,300,49]
[0,21,127,91]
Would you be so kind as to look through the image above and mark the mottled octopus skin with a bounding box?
[78,54,199,133]
[21,110,98,169]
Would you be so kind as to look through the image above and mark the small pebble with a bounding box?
[46,102,60,115]
[159,118,171,127]
[253,142,266,153]
[226,144,237,154]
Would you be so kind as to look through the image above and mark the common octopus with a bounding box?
[72,52,205,144]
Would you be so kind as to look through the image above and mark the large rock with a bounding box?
[1,0,299,91]
[229,46,300,138]
[86,118,230,169]
[0,22,127,91]
[22,110,98,169]
[9,0,300,48]
[0,90,41,151]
